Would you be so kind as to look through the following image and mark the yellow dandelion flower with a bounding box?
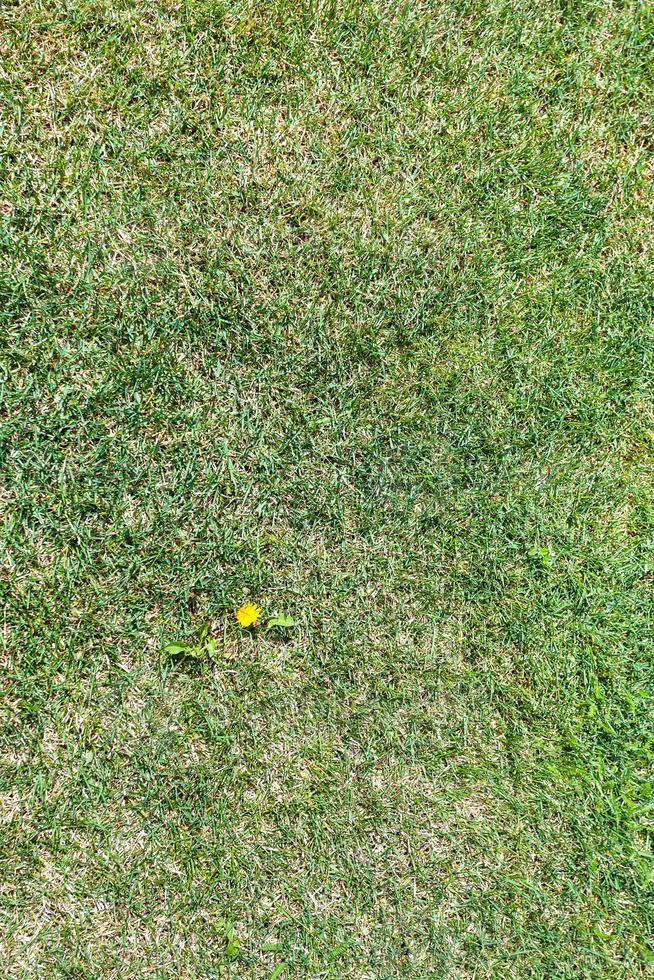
[235,602,262,628]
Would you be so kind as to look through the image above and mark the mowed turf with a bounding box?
[1,0,653,976]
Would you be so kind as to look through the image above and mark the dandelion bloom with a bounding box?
[235,602,262,628]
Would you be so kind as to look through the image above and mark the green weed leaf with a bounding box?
[163,642,192,656]
[264,614,297,633]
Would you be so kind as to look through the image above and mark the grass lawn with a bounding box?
[1,0,653,976]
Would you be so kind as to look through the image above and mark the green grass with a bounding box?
[1,0,653,976]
